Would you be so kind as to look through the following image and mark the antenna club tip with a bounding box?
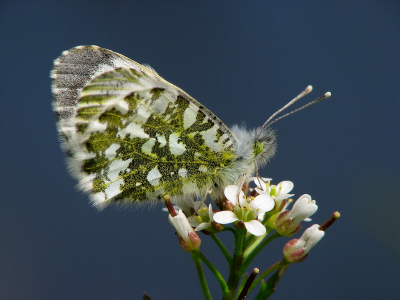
[324,92,332,98]
[306,85,313,92]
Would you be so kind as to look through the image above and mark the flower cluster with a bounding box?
[212,184,275,236]
[168,177,323,246]
[166,177,339,300]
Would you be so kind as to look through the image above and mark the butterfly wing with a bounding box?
[52,46,242,208]
[52,45,150,142]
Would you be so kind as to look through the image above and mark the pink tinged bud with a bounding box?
[187,231,201,250]
[276,210,290,223]
[169,210,201,252]
[211,221,224,231]
[275,210,301,236]
[276,214,302,236]
[276,195,318,236]
[218,198,236,211]
[276,199,287,212]
[178,235,193,252]
[283,239,307,263]
[276,215,291,233]
[236,220,246,230]
[283,224,324,263]
[287,223,302,237]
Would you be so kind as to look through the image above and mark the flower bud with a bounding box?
[275,210,301,236]
[236,220,246,230]
[283,224,324,263]
[283,239,308,263]
[169,210,201,252]
[275,194,317,236]
[211,221,224,231]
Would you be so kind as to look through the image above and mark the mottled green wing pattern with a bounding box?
[73,67,237,207]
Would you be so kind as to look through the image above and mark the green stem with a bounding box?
[254,264,290,300]
[192,250,230,297]
[211,234,233,265]
[243,232,268,259]
[225,227,246,300]
[242,211,274,251]
[248,260,287,294]
[238,232,281,276]
[222,226,238,238]
[191,252,212,300]
[243,232,255,250]
[243,213,276,258]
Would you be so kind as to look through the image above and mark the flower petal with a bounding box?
[275,181,294,201]
[244,220,266,236]
[213,211,239,224]
[288,194,318,221]
[224,185,244,206]
[208,203,214,220]
[195,223,213,231]
[301,224,325,253]
[252,177,272,191]
[251,194,275,213]
[168,210,196,244]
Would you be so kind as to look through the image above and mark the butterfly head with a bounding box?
[253,126,277,168]
[230,125,277,174]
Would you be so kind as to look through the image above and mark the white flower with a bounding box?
[251,177,273,191]
[272,181,294,202]
[169,197,204,217]
[168,209,201,251]
[300,224,325,253]
[189,204,216,232]
[286,194,318,227]
[275,194,318,236]
[283,224,325,263]
[253,178,294,207]
[213,185,275,236]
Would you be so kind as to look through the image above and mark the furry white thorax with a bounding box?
[230,124,276,169]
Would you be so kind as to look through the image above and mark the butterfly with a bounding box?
[51,46,329,209]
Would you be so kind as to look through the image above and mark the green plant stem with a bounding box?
[254,264,290,300]
[191,252,212,300]
[192,250,230,297]
[222,226,238,238]
[248,260,287,294]
[224,228,246,300]
[243,232,269,259]
[238,232,281,276]
[242,211,274,251]
[243,233,256,250]
[211,234,232,265]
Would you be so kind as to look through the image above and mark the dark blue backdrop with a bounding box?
[1,1,399,299]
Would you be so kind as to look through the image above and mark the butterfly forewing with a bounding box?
[52,46,239,208]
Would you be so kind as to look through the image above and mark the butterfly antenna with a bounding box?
[260,85,313,130]
[266,91,331,128]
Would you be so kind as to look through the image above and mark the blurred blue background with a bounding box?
[1,1,399,299]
